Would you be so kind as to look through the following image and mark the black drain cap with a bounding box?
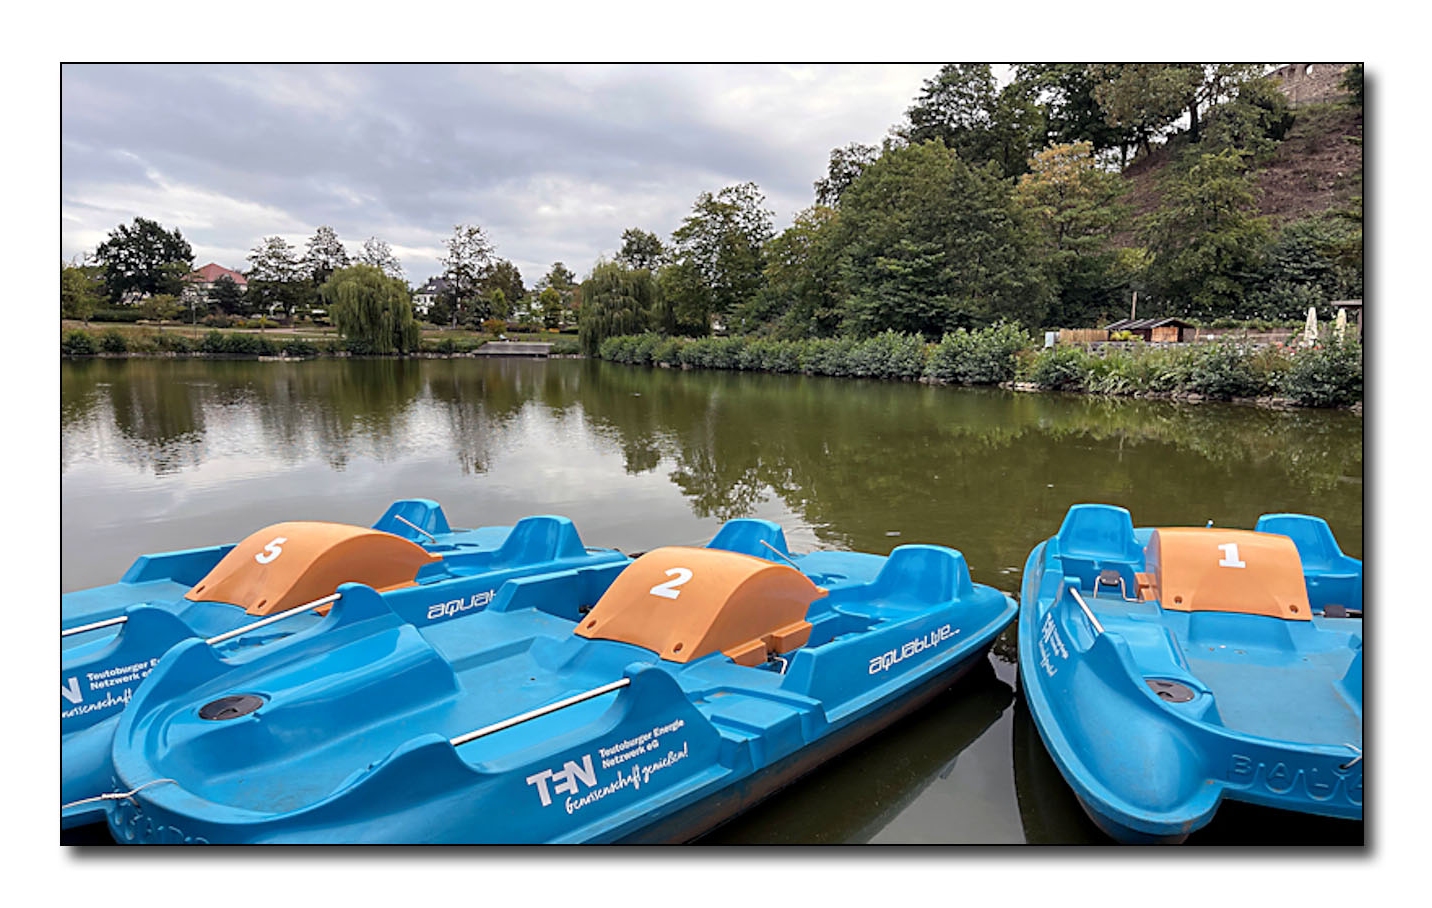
[199,694,265,721]
[1145,679,1196,703]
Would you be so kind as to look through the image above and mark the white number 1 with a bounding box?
[1217,543,1246,568]
[255,536,288,565]
[649,567,694,599]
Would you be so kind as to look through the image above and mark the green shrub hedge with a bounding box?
[593,331,1361,408]
[1281,338,1363,407]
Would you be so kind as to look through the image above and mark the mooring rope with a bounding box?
[61,778,177,812]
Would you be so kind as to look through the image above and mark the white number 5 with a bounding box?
[255,536,288,565]
[649,567,694,600]
[1217,543,1246,568]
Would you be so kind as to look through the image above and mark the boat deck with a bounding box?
[1181,651,1361,744]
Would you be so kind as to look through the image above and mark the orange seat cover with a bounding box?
[575,547,826,665]
[185,521,441,616]
[1145,527,1310,620]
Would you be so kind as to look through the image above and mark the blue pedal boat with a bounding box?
[1017,504,1363,843]
[98,531,1015,843]
[62,499,628,829]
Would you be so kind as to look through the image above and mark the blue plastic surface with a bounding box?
[95,526,1016,843]
[1017,504,1364,843]
[61,500,627,828]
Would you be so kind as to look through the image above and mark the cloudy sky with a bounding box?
[61,63,945,288]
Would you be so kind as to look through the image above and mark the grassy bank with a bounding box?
[596,327,1362,409]
[60,324,581,358]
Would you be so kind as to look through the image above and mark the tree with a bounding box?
[1341,64,1364,108]
[356,236,405,281]
[1013,141,1131,326]
[439,224,496,327]
[1092,64,1264,154]
[208,274,247,316]
[616,228,665,271]
[61,260,103,324]
[578,260,660,355]
[93,217,194,303]
[483,259,526,307]
[813,143,879,207]
[1090,64,1198,157]
[901,64,1045,178]
[486,288,510,322]
[1013,64,1137,163]
[666,182,774,334]
[836,140,1049,336]
[321,264,421,354]
[904,64,997,153]
[539,287,563,330]
[1201,75,1294,161]
[1142,149,1271,319]
[537,261,578,305]
[303,226,350,286]
[246,236,305,322]
[1247,215,1362,319]
[759,205,844,338]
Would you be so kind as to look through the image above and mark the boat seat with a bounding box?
[1255,514,1363,614]
[371,498,453,542]
[706,518,791,561]
[827,545,973,621]
[435,516,592,579]
[1054,504,1144,594]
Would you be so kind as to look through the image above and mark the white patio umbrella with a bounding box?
[1335,308,1348,341]
[1302,306,1318,348]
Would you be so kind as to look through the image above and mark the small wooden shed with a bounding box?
[1105,317,1197,343]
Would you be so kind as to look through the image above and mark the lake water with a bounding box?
[60,356,1364,844]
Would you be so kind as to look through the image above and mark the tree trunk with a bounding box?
[1189,100,1201,143]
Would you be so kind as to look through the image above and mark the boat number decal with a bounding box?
[254,536,288,564]
[526,718,690,815]
[61,658,160,719]
[869,624,955,674]
[1038,613,1069,677]
[649,567,694,600]
[1217,542,1247,569]
[426,589,496,621]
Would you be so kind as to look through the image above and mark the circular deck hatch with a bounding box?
[1145,679,1196,703]
[199,694,265,721]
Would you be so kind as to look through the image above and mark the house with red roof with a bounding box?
[184,263,249,293]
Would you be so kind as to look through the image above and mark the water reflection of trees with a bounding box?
[61,359,1362,568]
[575,363,1364,575]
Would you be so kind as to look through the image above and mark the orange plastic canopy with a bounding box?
[576,547,826,665]
[185,521,441,616]
[1144,527,1310,620]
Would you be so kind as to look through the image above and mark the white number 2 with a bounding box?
[1217,543,1246,569]
[649,567,694,600]
[255,536,288,565]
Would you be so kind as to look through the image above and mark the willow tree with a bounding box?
[578,260,660,355]
[321,264,421,354]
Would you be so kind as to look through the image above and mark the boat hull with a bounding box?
[623,638,996,843]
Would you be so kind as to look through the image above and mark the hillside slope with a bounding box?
[1114,101,1363,243]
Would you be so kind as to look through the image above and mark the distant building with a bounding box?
[184,263,248,294]
[1268,64,1354,107]
[412,276,449,316]
[1105,317,1197,343]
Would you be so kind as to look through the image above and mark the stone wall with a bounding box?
[1269,64,1354,106]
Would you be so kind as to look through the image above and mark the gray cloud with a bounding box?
[62,63,932,285]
